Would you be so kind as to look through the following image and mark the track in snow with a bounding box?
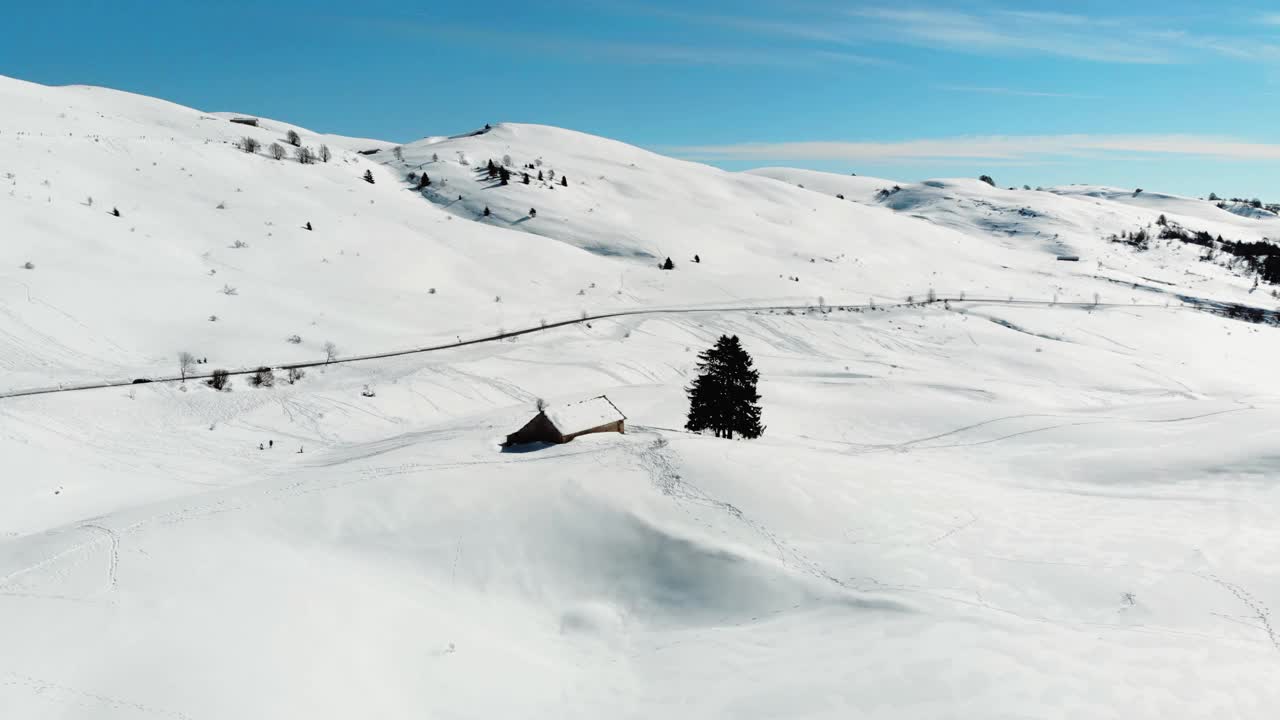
[0,293,1266,401]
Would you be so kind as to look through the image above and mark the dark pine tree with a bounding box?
[685,335,764,440]
[561,176,568,187]
[499,167,510,186]
[522,172,530,184]
[304,221,312,231]
[661,257,675,270]
[537,170,544,181]
[419,173,431,188]
[483,206,491,217]
[693,254,701,263]
[529,208,537,217]
[363,169,375,184]
[487,159,498,179]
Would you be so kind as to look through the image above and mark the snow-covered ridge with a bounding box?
[4,75,1280,719]
[4,73,1276,392]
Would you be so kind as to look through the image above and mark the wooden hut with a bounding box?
[503,396,626,446]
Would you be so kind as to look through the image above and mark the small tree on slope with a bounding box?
[685,335,764,440]
[178,351,196,382]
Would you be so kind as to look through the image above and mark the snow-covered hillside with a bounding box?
[3,75,1280,719]
[746,166,903,204]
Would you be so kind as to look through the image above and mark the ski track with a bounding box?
[0,671,194,720]
[1198,572,1279,653]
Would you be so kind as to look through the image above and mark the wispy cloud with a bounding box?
[351,15,893,68]
[812,50,902,68]
[595,0,863,45]
[355,5,1280,70]
[667,134,1280,163]
[845,8,1177,64]
[938,85,1099,99]
[833,6,1280,65]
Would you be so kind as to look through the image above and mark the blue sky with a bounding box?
[4,0,1280,198]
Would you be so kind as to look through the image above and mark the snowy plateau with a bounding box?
[2,74,1280,719]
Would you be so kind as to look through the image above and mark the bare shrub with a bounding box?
[221,284,238,295]
[295,146,315,164]
[239,136,261,154]
[286,334,302,344]
[323,341,338,363]
[231,239,249,249]
[22,261,34,270]
[249,366,275,387]
[269,142,286,160]
[287,367,305,384]
[286,130,301,147]
[319,144,332,163]
[208,369,230,391]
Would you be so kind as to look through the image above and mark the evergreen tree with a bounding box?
[483,206,491,217]
[561,176,568,187]
[363,169,375,184]
[529,208,537,217]
[661,257,675,270]
[419,173,431,188]
[538,170,544,181]
[685,335,764,439]
[499,167,510,185]
[487,159,498,179]
[523,172,530,184]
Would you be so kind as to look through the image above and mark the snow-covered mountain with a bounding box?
[3,75,1280,719]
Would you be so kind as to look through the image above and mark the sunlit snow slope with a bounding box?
[3,76,1280,719]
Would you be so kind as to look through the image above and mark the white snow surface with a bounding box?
[746,166,903,203]
[3,75,1280,719]
[542,395,625,436]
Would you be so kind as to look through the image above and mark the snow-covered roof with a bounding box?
[543,396,625,435]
